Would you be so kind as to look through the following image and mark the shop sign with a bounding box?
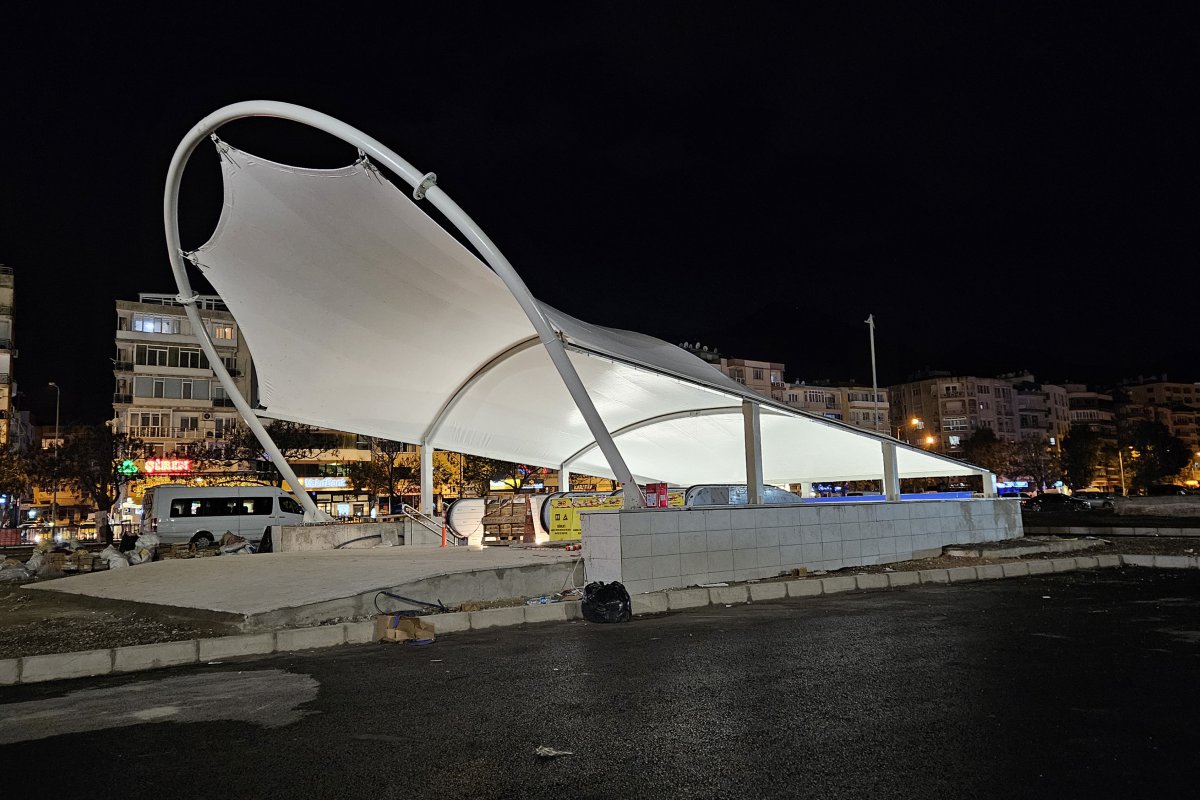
[300,477,350,490]
[143,458,192,475]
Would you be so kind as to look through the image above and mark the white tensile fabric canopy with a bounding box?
[190,142,979,486]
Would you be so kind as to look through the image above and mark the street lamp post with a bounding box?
[48,382,60,530]
[893,417,924,444]
[865,314,880,431]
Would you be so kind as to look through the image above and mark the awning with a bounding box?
[189,141,980,485]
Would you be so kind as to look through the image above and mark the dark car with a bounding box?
[1146,484,1193,496]
[1021,493,1089,512]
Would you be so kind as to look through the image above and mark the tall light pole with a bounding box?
[865,314,880,431]
[48,382,60,529]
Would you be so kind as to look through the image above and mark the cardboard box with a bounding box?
[374,614,436,643]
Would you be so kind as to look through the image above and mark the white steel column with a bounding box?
[742,400,764,505]
[420,444,434,515]
[881,441,901,502]
[423,185,644,508]
[559,466,572,494]
[981,470,998,498]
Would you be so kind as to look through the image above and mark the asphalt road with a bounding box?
[2,569,1198,799]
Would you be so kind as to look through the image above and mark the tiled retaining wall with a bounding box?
[582,499,1023,594]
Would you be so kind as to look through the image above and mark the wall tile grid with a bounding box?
[593,499,1022,594]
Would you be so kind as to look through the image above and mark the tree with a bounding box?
[459,457,548,496]
[959,428,1015,475]
[347,438,414,515]
[1125,421,1191,490]
[27,424,143,513]
[0,449,28,527]
[1061,425,1104,490]
[1008,437,1062,491]
[211,420,340,485]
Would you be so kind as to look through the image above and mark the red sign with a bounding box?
[143,458,192,475]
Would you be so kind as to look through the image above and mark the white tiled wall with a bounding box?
[582,499,1023,595]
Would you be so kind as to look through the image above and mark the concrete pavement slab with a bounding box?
[0,659,18,686]
[20,547,579,630]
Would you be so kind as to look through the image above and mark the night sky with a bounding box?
[2,5,1195,427]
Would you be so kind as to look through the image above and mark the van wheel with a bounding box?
[191,531,215,548]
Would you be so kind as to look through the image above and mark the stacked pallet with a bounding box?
[482,496,532,543]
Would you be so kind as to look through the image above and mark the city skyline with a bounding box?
[2,6,1196,425]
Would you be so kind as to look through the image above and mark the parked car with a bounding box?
[1146,484,1193,496]
[1072,491,1121,510]
[1021,493,1090,512]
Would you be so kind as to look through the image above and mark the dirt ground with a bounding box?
[1,535,1197,661]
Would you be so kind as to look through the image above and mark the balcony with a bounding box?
[212,397,236,408]
[113,393,133,405]
[113,360,133,372]
[127,426,240,440]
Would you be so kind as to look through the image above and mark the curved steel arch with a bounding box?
[421,335,541,445]
[561,406,748,470]
[164,101,645,517]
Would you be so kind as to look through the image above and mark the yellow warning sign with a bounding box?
[548,492,685,540]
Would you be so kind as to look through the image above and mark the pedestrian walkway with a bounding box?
[22,547,579,630]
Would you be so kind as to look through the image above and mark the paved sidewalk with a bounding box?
[22,547,576,617]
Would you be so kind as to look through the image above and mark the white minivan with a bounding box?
[141,485,307,547]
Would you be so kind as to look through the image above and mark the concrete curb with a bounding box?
[2,555,1195,686]
[0,598,584,686]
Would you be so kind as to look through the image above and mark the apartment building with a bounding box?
[113,293,254,459]
[1062,383,1117,439]
[997,372,1071,444]
[774,381,889,432]
[113,293,375,519]
[1119,378,1200,456]
[888,372,1019,455]
[0,265,14,448]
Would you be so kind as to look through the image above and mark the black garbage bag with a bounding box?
[581,581,632,623]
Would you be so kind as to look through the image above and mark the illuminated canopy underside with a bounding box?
[193,145,982,485]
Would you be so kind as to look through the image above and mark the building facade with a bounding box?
[774,381,889,432]
[0,265,14,448]
[112,292,376,520]
[888,372,1019,455]
[113,293,256,460]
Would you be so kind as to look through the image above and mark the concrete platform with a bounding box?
[22,547,582,631]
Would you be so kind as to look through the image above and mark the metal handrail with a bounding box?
[399,503,466,545]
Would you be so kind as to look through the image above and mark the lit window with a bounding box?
[948,435,962,447]
[213,325,234,341]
